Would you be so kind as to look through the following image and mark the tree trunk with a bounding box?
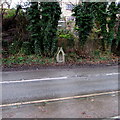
[101,38,105,52]
[116,41,120,56]
[111,39,117,54]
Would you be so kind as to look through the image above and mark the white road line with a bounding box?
[1,72,119,84]
[111,116,120,118]
[103,116,120,120]
[106,73,119,76]
[0,91,119,108]
[0,77,68,84]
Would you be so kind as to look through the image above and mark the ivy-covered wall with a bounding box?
[27,2,61,57]
[72,2,120,53]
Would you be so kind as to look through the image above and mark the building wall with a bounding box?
[58,0,80,30]
[59,0,79,21]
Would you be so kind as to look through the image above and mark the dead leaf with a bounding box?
[81,112,86,115]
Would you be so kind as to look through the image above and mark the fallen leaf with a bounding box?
[81,112,86,115]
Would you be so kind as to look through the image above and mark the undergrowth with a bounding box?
[2,53,119,67]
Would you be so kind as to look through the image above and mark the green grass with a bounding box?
[2,53,119,67]
[2,54,55,66]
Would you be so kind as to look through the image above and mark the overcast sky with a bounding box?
[10,0,28,8]
[10,0,120,8]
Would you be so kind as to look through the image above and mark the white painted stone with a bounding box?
[56,47,65,63]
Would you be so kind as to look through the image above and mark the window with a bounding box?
[67,16,75,21]
[66,4,74,10]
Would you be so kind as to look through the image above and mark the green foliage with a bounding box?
[27,2,41,54]
[93,50,100,57]
[40,2,61,56]
[116,23,120,45]
[59,34,71,39]
[116,21,120,56]
[15,10,29,41]
[3,9,16,19]
[2,6,30,57]
[27,2,61,56]
[93,2,108,51]
[20,42,32,55]
[2,55,55,66]
[73,2,120,54]
[9,41,22,55]
[107,2,117,45]
[2,40,8,48]
[72,2,94,48]
[57,29,75,50]
[90,2,119,52]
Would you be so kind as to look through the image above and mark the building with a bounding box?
[59,0,79,21]
[58,0,80,30]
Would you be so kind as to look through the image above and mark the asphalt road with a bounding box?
[2,65,119,104]
[2,93,119,118]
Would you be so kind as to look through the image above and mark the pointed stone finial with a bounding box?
[56,47,65,63]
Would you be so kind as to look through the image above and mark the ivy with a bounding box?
[107,2,119,51]
[27,2,61,56]
[27,2,42,54]
[72,2,95,49]
[73,2,120,53]
[93,2,108,51]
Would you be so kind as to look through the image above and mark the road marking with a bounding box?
[106,73,119,76]
[103,116,120,120]
[95,73,119,77]
[0,77,68,84]
[1,72,119,84]
[1,90,119,108]
[111,116,120,118]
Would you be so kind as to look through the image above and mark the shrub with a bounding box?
[9,41,22,55]
[3,9,16,19]
[57,29,75,51]
[20,42,32,55]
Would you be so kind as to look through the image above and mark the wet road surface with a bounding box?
[2,92,119,118]
[2,65,119,104]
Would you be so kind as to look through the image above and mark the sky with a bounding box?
[10,0,28,8]
[7,0,120,8]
